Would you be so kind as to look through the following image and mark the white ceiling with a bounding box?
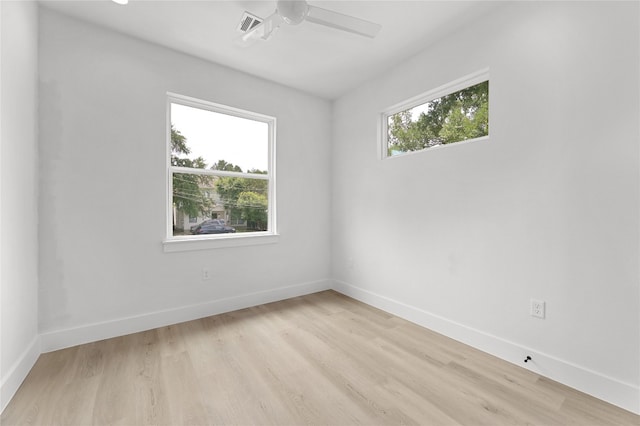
[38,0,500,99]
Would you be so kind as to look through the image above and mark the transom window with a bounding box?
[166,93,276,242]
[382,70,489,158]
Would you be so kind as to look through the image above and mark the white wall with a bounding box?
[37,9,332,345]
[332,1,639,413]
[0,0,40,412]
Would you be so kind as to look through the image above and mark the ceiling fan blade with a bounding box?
[305,5,381,38]
[235,12,283,47]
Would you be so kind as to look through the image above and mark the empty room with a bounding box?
[1,0,639,424]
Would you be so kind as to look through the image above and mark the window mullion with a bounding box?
[170,166,269,180]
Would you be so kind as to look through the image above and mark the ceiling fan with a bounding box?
[236,0,382,46]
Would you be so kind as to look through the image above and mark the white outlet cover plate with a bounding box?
[530,299,545,319]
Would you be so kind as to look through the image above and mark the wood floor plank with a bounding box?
[279,322,453,425]
[2,290,638,425]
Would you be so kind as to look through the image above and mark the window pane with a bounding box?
[387,80,488,156]
[171,103,269,173]
[172,173,269,236]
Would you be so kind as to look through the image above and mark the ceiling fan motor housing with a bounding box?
[277,0,309,25]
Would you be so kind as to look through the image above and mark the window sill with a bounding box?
[163,233,279,252]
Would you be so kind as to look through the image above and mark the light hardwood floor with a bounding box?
[2,290,638,425]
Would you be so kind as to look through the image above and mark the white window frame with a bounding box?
[163,93,277,252]
[380,68,490,159]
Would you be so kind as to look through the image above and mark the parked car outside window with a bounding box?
[190,219,235,235]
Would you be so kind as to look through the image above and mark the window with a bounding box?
[382,70,489,158]
[166,93,276,248]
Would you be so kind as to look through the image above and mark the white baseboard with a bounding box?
[332,279,640,415]
[1,335,40,413]
[40,279,332,353]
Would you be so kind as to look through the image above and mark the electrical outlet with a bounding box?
[202,268,211,280]
[530,299,545,319]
